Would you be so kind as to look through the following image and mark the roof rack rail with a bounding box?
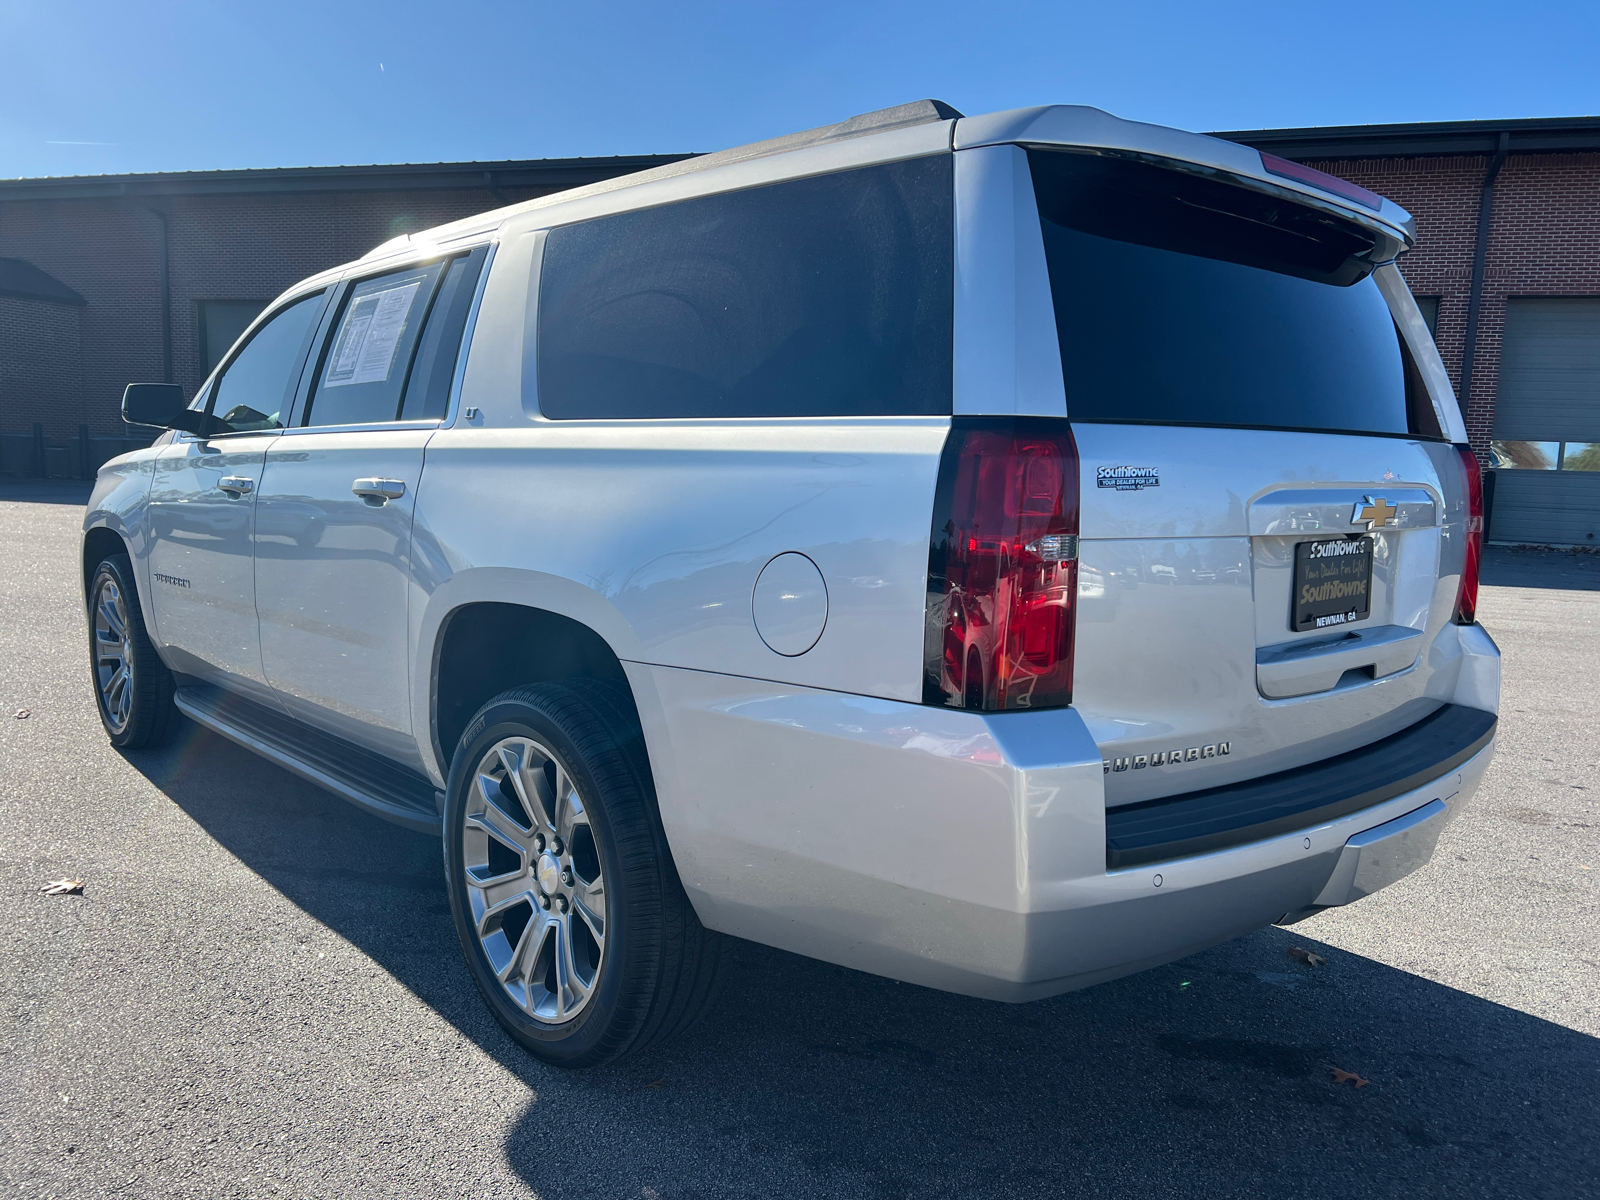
[523,98,964,212]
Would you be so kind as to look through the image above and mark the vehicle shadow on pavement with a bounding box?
[1482,546,1600,591]
[0,481,93,506]
[128,720,1600,1199]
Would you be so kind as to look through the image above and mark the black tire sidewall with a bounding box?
[443,691,647,1066]
[87,553,166,749]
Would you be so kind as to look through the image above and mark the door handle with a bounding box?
[352,478,406,506]
[218,476,254,497]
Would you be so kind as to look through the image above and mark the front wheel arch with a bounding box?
[82,525,129,599]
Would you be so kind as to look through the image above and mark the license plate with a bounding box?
[1292,538,1373,632]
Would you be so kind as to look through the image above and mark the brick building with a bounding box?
[0,258,87,476]
[0,156,684,476]
[3,116,1598,543]
[1223,116,1600,546]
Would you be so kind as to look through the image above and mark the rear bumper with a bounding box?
[627,659,1497,1003]
[1312,797,1454,908]
[982,739,1490,1000]
[1105,703,1496,868]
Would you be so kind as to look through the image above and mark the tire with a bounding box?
[443,682,728,1068]
[87,552,177,749]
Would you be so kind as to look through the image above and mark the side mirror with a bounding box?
[121,383,207,434]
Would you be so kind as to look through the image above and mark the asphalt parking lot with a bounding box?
[2,480,1597,1200]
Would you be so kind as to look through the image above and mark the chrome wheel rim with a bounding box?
[93,577,134,733]
[463,735,607,1024]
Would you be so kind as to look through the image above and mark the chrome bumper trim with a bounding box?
[1312,797,1450,907]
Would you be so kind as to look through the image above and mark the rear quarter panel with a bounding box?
[410,216,951,783]
[411,418,947,719]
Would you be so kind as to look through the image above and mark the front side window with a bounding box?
[208,291,325,433]
[1030,149,1424,437]
[536,155,953,419]
[198,300,268,375]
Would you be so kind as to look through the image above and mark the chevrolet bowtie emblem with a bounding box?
[1351,496,1397,530]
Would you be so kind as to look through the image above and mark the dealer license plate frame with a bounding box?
[1291,537,1374,632]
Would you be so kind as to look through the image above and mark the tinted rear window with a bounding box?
[536,155,953,419]
[1029,149,1423,436]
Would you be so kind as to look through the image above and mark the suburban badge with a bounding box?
[1103,742,1230,773]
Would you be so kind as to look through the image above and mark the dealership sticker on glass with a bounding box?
[1292,537,1373,632]
[324,279,424,388]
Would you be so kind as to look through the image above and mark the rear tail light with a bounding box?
[1454,444,1484,625]
[923,418,1080,711]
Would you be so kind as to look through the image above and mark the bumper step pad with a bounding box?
[1105,704,1495,869]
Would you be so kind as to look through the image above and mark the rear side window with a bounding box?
[304,248,486,427]
[402,249,488,421]
[306,263,443,426]
[536,155,953,419]
[1029,149,1427,437]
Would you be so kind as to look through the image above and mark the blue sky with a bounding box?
[4,0,1598,179]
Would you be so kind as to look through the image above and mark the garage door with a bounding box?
[1489,298,1600,546]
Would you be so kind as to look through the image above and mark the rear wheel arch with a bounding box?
[430,602,641,776]
[443,682,728,1066]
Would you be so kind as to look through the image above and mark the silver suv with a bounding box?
[83,100,1501,1067]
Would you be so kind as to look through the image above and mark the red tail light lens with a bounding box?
[923,419,1080,711]
[1454,444,1484,625]
[1259,151,1384,212]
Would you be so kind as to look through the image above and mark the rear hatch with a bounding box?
[1025,147,1466,807]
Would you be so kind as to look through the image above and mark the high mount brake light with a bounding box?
[1259,151,1384,213]
[1454,444,1484,625]
[923,419,1080,711]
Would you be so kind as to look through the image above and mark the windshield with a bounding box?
[1029,149,1429,437]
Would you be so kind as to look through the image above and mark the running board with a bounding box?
[174,685,443,835]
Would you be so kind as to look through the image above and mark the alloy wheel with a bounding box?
[462,735,607,1024]
[93,577,134,733]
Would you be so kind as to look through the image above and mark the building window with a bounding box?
[1563,442,1600,471]
[198,300,268,376]
[1492,440,1600,471]
[1413,296,1440,337]
[1492,297,1600,470]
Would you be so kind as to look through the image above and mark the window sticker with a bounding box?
[324,279,424,388]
